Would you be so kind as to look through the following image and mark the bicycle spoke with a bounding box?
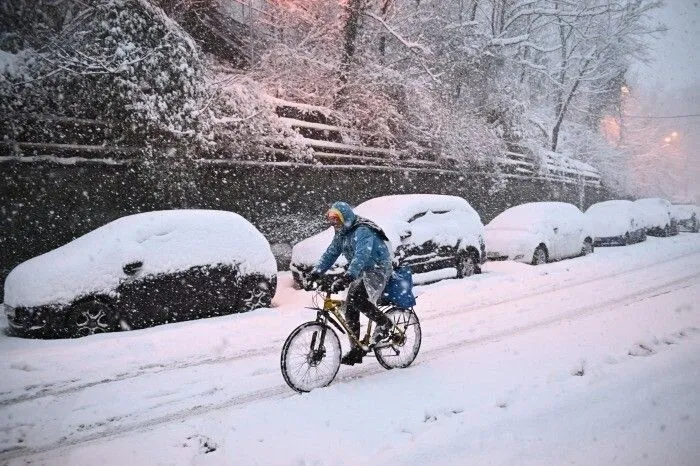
[281,323,341,392]
[374,308,422,370]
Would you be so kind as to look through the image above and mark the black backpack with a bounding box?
[348,216,390,242]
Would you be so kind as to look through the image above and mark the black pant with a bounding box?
[345,279,392,344]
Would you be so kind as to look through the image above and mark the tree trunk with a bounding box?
[340,0,365,85]
[551,58,591,151]
[378,0,393,58]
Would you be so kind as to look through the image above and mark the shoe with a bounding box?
[370,322,392,346]
[341,347,365,366]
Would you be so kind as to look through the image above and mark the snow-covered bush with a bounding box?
[1,0,212,148]
[209,75,313,162]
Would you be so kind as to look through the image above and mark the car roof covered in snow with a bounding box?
[487,202,582,229]
[4,210,277,308]
[671,204,699,217]
[634,197,671,209]
[586,199,637,212]
[353,194,481,224]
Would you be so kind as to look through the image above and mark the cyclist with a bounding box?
[308,201,394,365]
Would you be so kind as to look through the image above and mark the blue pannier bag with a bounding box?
[381,267,416,308]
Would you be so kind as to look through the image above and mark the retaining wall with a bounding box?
[0,160,609,301]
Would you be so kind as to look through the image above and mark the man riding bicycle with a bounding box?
[308,201,394,366]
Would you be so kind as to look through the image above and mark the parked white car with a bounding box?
[485,202,594,265]
[633,198,678,236]
[671,204,699,232]
[585,200,647,246]
[291,194,486,286]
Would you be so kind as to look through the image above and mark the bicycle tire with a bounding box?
[281,321,342,393]
[374,307,422,369]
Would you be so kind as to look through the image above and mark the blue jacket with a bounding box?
[315,202,392,279]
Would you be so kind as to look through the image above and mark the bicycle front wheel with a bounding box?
[281,322,341,393]
[374,307,422,369]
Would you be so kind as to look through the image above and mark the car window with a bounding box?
[407,210,449,223]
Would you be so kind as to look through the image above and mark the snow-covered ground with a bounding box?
[1,234,699,465]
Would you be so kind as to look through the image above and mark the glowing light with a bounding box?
[599,115,620,143]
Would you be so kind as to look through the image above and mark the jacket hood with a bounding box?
[331,201,357,231]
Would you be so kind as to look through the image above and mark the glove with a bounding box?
[305,270,322,290]
[330,274,353,293]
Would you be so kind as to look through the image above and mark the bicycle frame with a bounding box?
[308,291,404,352]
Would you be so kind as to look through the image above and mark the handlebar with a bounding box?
[303,274,348,293]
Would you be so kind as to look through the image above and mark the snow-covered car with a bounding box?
[485,202,594,265]
[633,198,679,237]
[671,204,699,232]
[584,200,647,246]
[2,210,277,339]
[290,194,486,287]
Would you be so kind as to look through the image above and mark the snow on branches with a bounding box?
[1,0,212,149]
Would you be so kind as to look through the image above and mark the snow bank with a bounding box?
[4,210,276,308]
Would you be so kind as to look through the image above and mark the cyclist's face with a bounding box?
[327,211,343,230]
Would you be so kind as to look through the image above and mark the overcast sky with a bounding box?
[627,0,699,202]
[631,0,699,92]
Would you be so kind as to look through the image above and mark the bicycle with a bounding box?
[280,280,422,393]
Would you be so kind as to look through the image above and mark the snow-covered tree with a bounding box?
[1,0,213,148]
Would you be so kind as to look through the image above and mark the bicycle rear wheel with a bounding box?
[281,322,341,393]
[374,307,422,369]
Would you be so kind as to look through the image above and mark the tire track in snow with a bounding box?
[4,248,699,408]
[423,250,700,322]
[3,268,698,463]
[0,346,281,408]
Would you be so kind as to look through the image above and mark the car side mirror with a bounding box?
[553,227,559,234]
[400,230,412,241]
[123,261,143,276]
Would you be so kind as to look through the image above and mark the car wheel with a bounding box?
[238,278,273,312]
[581,238,594,256]
[532,245,548,265]
[455,252,477,278]
[66,300,119,338]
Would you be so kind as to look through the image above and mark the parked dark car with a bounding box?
[290,194,486,287]
[633,198,679,237]
[671,204,699,232]
[2,210,278,338]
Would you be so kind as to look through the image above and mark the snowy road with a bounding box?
[1,234,699,465]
